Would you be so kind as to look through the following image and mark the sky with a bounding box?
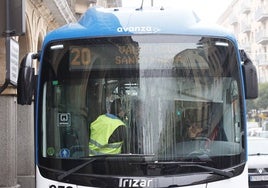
[122,0,233,23]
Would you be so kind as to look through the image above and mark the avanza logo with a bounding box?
[117,26,160,33]
[119,178,153,187]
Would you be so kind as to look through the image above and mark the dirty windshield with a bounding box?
[40,35,244,170]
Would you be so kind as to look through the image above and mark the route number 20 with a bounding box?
[70,47,91,67]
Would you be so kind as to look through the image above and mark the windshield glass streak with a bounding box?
[39,35,244,177]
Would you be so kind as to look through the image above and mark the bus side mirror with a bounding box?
[240,50,258,99]
[17,53,36,105]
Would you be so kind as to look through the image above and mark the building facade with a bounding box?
[217,0,268,83]
[0,0,121,187]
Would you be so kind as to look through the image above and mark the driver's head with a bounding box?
[110,99,125,118]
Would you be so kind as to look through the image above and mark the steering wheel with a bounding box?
[194,137,211,143]
[186,137,211,158]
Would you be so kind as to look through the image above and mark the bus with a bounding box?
[17,6,258,188]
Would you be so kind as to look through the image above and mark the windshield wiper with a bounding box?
[57,158,96,181]
[181,164,234,178]
[57,154,155,181]
[58,154,233,180]
[166,164,234,188]
[249,153,268,156]
[130,161,234,178]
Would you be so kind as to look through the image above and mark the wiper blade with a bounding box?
[130,161,234,178]
[57,154,155,181]
[249,153,268,156]
[57,158,96,181]
[181,164,234,178]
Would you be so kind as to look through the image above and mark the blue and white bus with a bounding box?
[18,6,258,188]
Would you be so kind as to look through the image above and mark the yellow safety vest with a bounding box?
[89,114,125,155]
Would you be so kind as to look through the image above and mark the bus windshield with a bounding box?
[39,35,244,176]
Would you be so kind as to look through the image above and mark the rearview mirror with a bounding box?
[17,53,36,105]
[240,50,258,99]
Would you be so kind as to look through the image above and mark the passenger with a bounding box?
[89,99,127,155]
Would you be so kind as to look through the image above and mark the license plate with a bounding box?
[250,175,268,182]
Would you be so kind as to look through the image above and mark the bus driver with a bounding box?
[89,99,127,155]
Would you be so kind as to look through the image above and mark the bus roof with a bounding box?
[43,6,236,46]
